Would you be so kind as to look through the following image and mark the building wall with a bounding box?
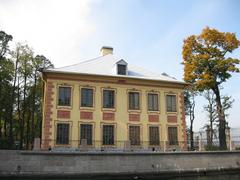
[41,73,186,150]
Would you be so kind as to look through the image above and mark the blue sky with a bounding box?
[0,0,239,131]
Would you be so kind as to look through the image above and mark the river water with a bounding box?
[2,174,240,180]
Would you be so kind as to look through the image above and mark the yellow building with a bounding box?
[41,47,187,151]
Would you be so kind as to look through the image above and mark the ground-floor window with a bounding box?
[56,123,69,145]
[129,125,140,145]
[149,126,160,145]
[102,125,114,145]
[168,127,178,145]
[80,124,93,145]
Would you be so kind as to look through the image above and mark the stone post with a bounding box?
[80,139,87,151]
[206,125,211,146]
[33,138,41,151]
[198,132,203,151]
[226,126,231,150]
[124,141,130,152]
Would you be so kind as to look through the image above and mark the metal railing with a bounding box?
[1,138,240,151]
[41,139,188,152]
[40,139,240,152]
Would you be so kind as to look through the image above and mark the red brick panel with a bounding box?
[80,111,93,120]
[57,110,70,119]
[118,80,126,84]
[42,82,54,150]
[148,114,159,122]
[129,114,140,121]
[167,115,177,123]
[103,112,115,121]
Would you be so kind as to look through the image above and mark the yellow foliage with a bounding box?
[182,27,240,91]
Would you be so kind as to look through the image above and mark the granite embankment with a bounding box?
[0,150,240,178]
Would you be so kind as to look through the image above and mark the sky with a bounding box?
[0,0,239,131]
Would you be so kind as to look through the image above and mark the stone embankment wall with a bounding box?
[0,150,240,178]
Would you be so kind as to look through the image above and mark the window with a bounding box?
[81,88,93,107]
[168,127,178,145]
[58,86,71,106]
[103,90,115,108]
[149,126,160,145]
[56,123,69,145]
[117,64,127,75]
[148,93,159,111]
[166,95,177,112]
[129,126,140,145]
[80,124,93,145]
[102,125,114,145]
[129,92,140,110]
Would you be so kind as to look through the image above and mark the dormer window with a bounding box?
[116,59,128,75]
[117,64,127,75]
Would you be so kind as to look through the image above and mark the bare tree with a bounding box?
[184,89,196,150]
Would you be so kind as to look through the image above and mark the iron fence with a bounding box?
[40,139,187,152]
[1,138,240,151]
[40,139,240,152]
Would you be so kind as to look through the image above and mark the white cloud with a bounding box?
[0,0,95,66]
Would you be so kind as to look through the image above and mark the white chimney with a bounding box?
[100,46,113,56]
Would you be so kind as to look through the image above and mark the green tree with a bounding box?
[30,55,53,147]
[182,27,240,149]
[0,30,13,147]
[0,30,13,59]
[18,44,33,149]
[0,29,54,149]
[9,43,33,149]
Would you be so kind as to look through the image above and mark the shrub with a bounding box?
[235,146,240,151]
[0,137,9,149]
[204,145,222,151]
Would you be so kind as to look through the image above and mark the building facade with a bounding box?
[41,47,187,151]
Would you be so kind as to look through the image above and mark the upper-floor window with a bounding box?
[117,64,127,75]
[148,93,158,111]
[58,86,71,106]
[166,94,177,112]
[81,88,93,107]
[103,90,115,108]
[129,92,140,110]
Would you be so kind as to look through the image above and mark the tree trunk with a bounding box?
[210,118,213,146]
[39,79,45,140]
[9,54,19,148]
[0,79,2,139]
[209,101,213,146]
[4,114,7,138]
[0,110,2,139]
[20,74,27,149]
[31,72,37,148]
[17,77,21,140]
[213,85,227,150]
[189,95,195,151]
[190,122,194,150]
[190,113,195,150]
[26,108,31,149]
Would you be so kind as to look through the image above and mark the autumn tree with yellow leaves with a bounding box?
[182,27,240,149]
